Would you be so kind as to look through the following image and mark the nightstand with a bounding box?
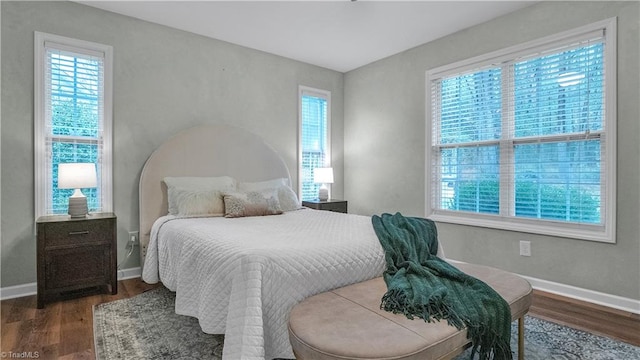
[36,212,117,308]
[302,199,348,214]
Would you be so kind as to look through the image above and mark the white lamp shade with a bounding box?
[313,167,334,184]
[58,163,97,189]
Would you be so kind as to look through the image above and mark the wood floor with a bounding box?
[1,279,160,359]
[1,278,638,360]
[528,289,640,347]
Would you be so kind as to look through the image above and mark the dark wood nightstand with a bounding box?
[302,199,348,213]
[36,212,117,308]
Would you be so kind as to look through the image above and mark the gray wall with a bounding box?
[2,0,638,303]
[1,1,344,287]
[344,1,640,300]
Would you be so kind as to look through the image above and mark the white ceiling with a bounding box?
[78,1,535,72]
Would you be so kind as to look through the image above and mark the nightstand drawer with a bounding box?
[321,202,347,212]
[43,218,113,247]
[302,200,348,213]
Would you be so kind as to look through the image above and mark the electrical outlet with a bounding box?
[519,241,531,257]
[127,231,139,249]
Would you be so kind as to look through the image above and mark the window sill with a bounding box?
[428,210,614,243]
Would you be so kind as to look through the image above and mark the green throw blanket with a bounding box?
[372,212,512,360]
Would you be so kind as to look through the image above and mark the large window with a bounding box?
[427,18,616,242]
[34,32,113,218]
[299,86,331,201]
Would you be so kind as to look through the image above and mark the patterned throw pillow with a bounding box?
[223,190,283,218]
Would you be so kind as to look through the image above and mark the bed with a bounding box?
[139,124,388,360]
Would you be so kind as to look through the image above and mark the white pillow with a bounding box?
[164,176,236,216]
[277,185,303,212]
[238,178,302,212]
[238,178,289,191]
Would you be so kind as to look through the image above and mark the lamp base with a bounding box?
[68,196,88,218]
[318,187,329,201]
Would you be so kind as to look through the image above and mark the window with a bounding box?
[426,18,616,242]
[34,32,113,218]
[299,86,331,201]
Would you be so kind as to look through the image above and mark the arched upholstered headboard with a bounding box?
[138,124,291,269]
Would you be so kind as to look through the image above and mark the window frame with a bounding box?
[298,85,332,201]
[34,32,113,219]
[425,18,617,243]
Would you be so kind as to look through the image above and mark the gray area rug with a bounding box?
[94,287,640,360]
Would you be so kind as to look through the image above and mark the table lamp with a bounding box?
[58,163,97,218]
[313,167,334,201]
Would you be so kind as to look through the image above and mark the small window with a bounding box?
[34,32,113,218]
[426,18,616,242]
[298,86,331,201]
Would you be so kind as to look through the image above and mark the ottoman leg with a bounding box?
[518,316,525,360]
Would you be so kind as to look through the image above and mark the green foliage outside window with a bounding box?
[51,142,99,214]
[300,92,329,201]
[436,41,604,226]
[447,180,600,223]
[49,52,101,214]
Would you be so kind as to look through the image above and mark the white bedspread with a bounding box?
[142,209,386,360]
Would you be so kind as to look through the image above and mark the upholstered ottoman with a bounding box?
[288,261,532,360]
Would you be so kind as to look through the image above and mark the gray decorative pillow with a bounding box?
[223,190,283,218]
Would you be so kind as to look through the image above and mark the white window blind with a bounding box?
[299,86,331,201]
[427,18,616,242]
[35,32,113,218]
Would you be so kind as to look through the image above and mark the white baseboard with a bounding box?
[2,268,638,314]
[0,282,37,301]
[521,274,640,315]
[0,267,142,301]
[116,266,142,280]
